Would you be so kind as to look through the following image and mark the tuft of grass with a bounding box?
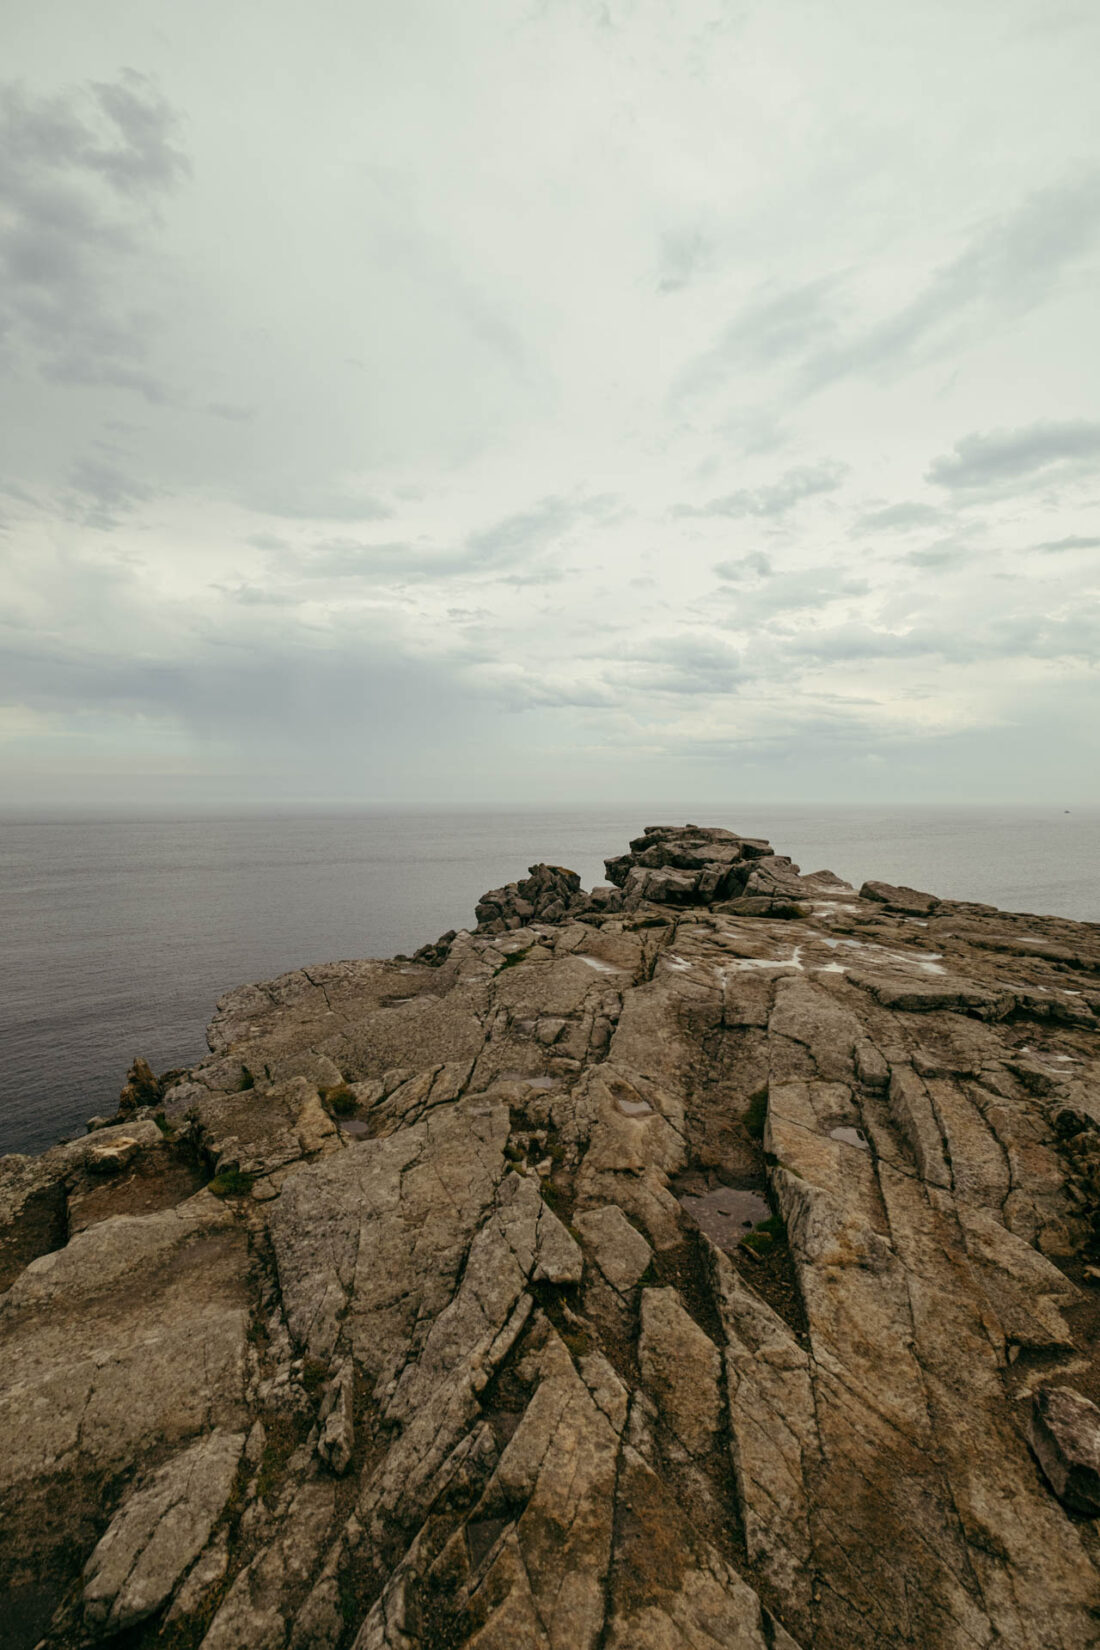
[237,1064,255,1091]
[152,1110,172,1137]
[744,1088,769,1141]
[741,1212,787,1255]
[321,1083,356,1117]
[539,1180,570,1216]
[255,1412,305,1503]
[209,1168,254,1197]
[300,1355,329,1396]
[498,946,532,970]
[560,1327,592,1359]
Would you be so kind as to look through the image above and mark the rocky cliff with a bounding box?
[3,824,1100,1650]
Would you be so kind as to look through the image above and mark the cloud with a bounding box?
[806,172,1100,389]
[716,565,869,622]
[714,552,772,580]
[677,173,1100,406]
[0,73,188,400]
[247,483,394,522]
[1032,534,1100,553]
[607,634,744,696]
[782,607,1100,666]
[855,502,944,534]
[677,461,846,519]
[926,420,1100,491]
[657,226,714,294]
[672,277,840,399]
[64,457,156,529]
[902,541,971,569]
[289,495,611,585]
[207,402,257,423]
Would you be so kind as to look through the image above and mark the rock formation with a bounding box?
[3,823,1100,1649]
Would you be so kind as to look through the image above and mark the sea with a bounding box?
[1,805,1097,1157]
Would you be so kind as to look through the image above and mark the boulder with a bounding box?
[1028,1386,1100,1514]
[860,878,940,916]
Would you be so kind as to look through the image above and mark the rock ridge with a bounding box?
[2,822,1100,1649]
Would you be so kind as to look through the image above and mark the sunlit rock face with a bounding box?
[3,825,1100,1649]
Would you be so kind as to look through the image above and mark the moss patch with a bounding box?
[209,1168,254,1198]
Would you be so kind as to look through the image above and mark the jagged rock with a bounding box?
[476,862,583,932]
[83,1429,244,1632]
[317,1361,355,1475]
[860,877,940,915]
[4,824,1100,1649]
[1028,1386,1100,1514]
[117,1055,162,1115]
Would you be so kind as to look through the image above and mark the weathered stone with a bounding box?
[638,1287,722,1457]
[860,878,940,915]
[1028,1386,1100,1514]
[317,1361,355,1475]
[574,1204,653,1294]
[83,1429,244,1632]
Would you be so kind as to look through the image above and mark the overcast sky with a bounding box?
[3,0,1098,809]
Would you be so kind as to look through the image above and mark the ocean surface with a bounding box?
[2,805,1097,1157]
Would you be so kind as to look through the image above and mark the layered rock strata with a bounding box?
[3,825,1100,1649]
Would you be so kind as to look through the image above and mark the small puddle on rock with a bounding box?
[829,1125,869,1150]
[339,1119,371,1137]
[679,1185,771,1250]
[617,1097,653,1116]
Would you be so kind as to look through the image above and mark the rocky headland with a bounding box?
[3,824,1100,1649]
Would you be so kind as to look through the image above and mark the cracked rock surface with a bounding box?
[3,823,1100,1649]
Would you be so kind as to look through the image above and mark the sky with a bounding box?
[2,0,1098,809]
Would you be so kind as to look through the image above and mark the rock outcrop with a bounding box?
[3,823,1100,1649]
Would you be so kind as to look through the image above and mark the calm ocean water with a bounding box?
[1,805,1097,1157]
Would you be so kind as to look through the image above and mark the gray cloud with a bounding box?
[672,278,840,400]
[677,461,846,519]
[288,495,611,585]
[3,6,1099,809]
[64,456,156,529]
[606,634,744,696]
[247,484,394,523]
[679,173,1100,407]
[902,541,971,569]
[782,607,1100,666]
[806,173,1100,389]
[0,72,188,400]
[207,401,257,423]
[714,551,773,580]
[657,226,714,294]
[1032,534,1100,553]
[927,420,1100,491]
[716,565,869,622]
[855,502,945,534]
